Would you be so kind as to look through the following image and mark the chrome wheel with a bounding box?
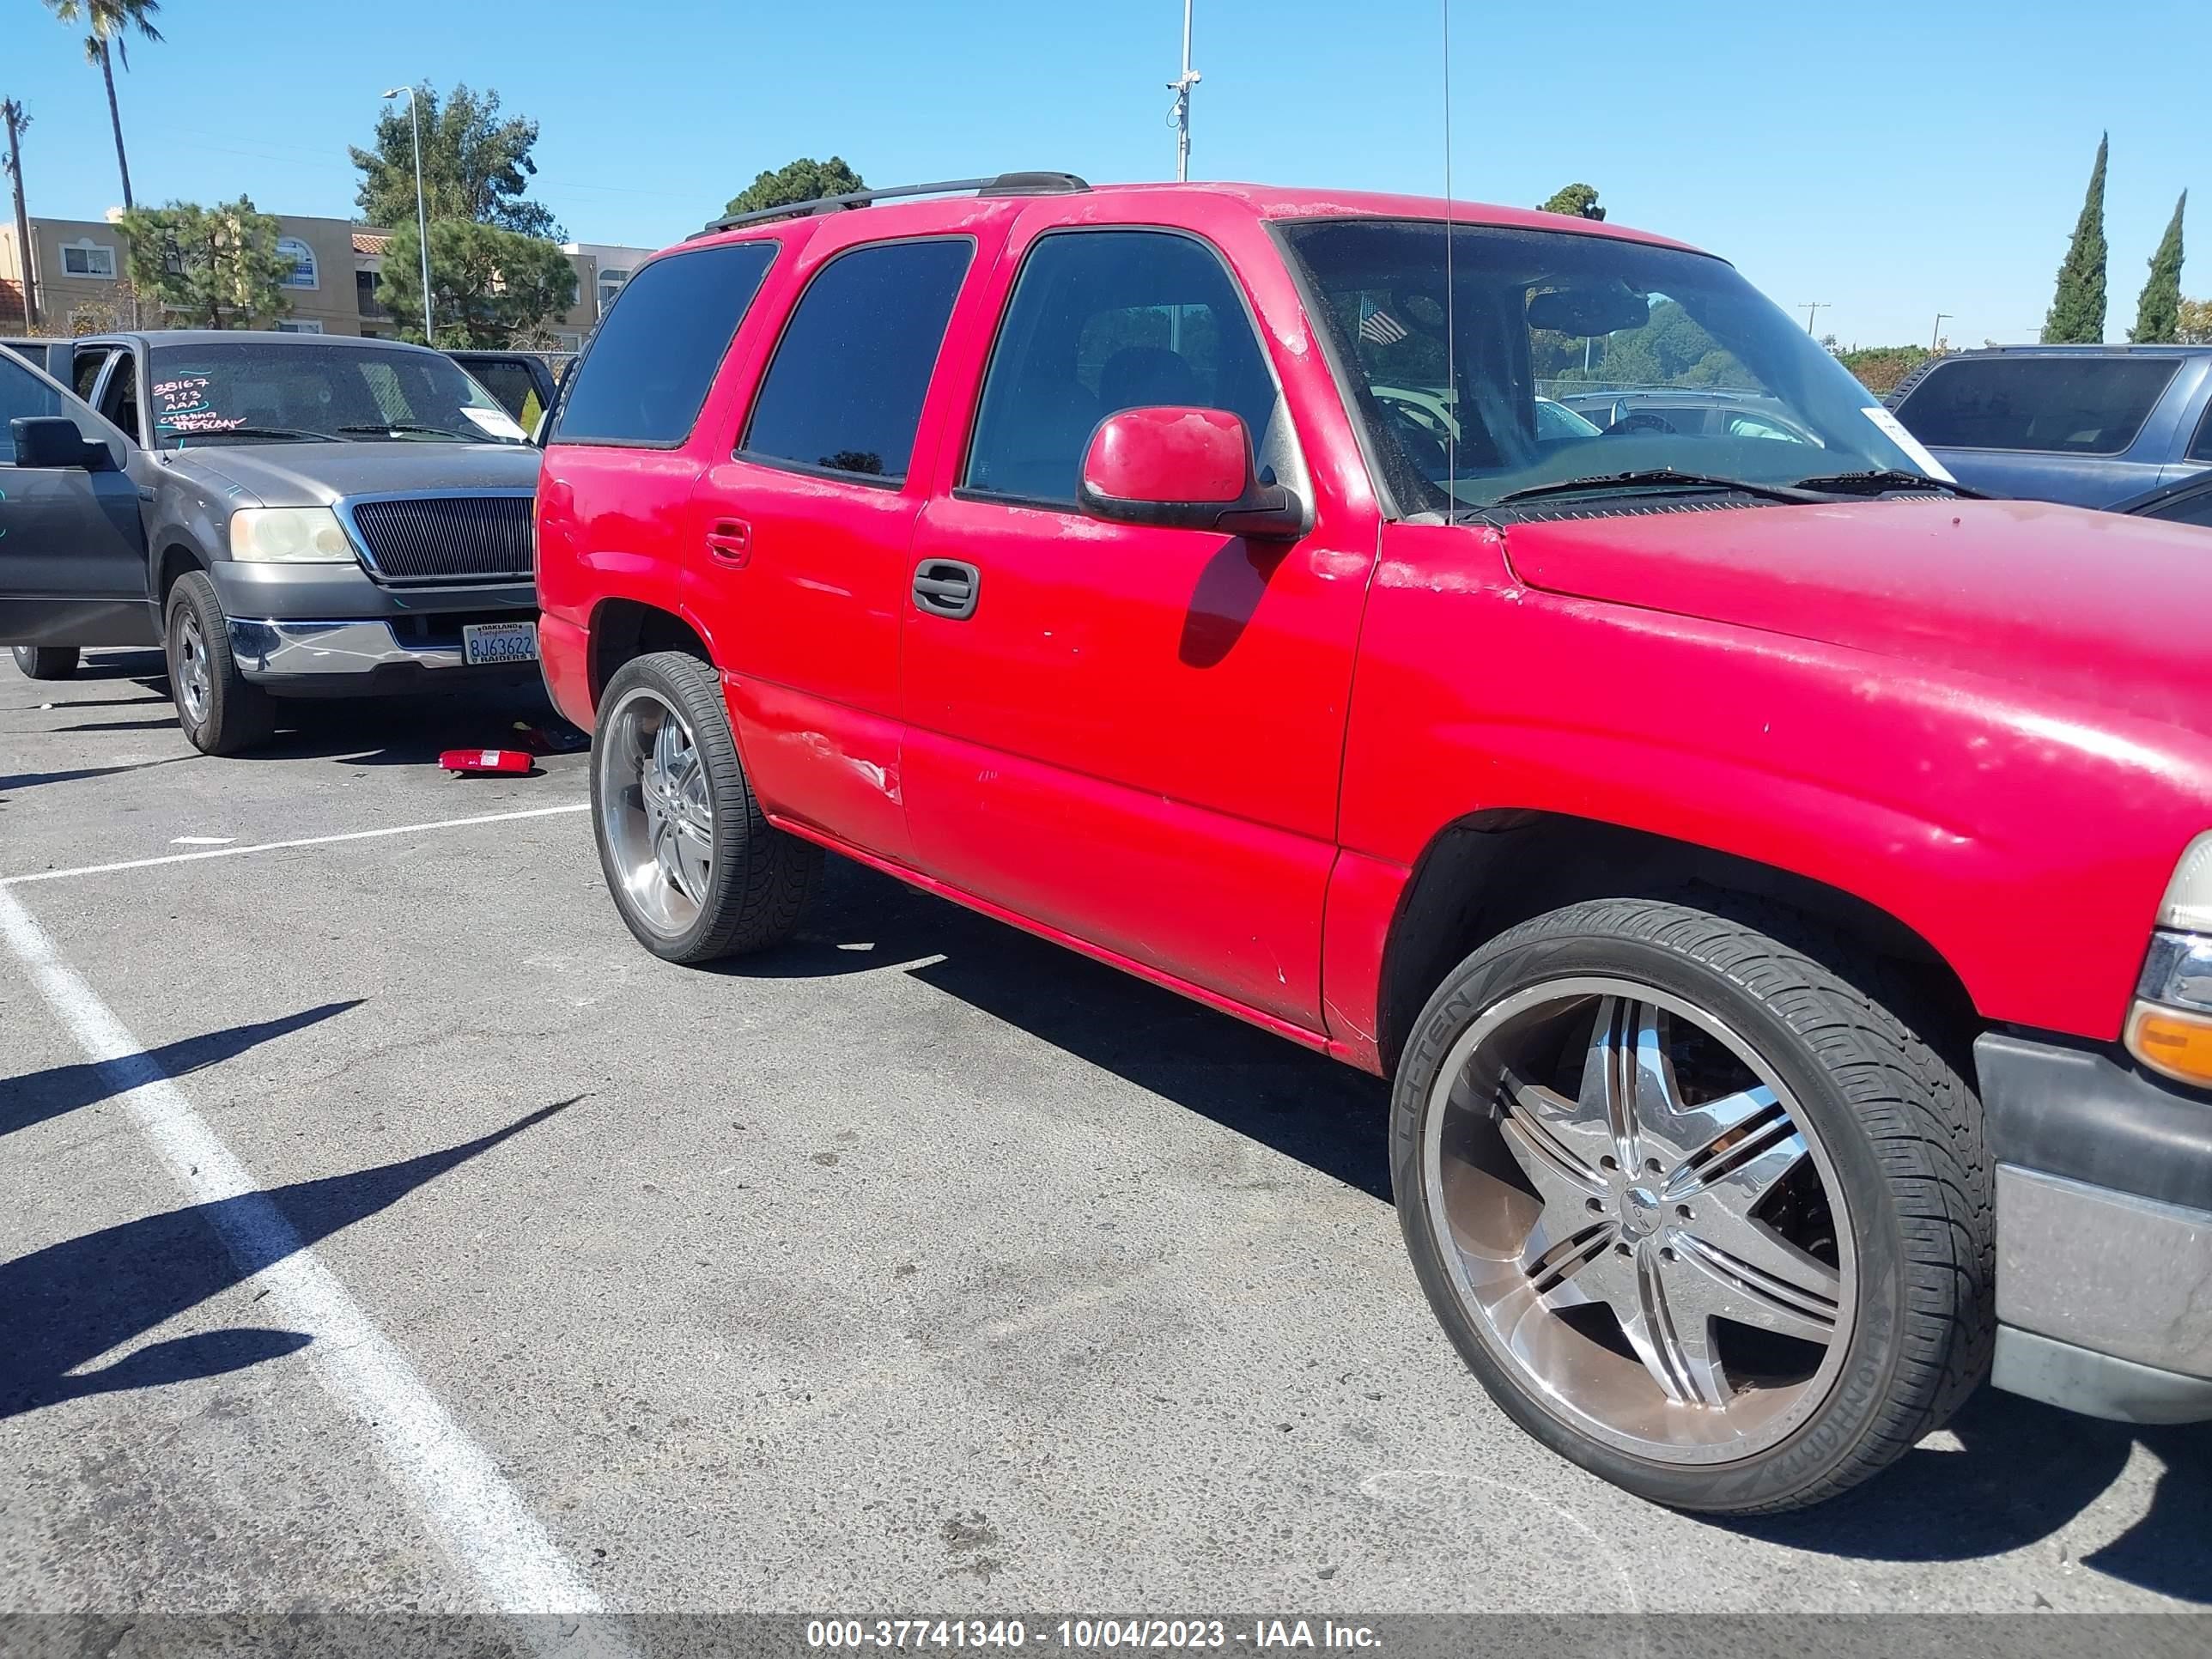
[1422,977,1856,1463]
[596,686,715,937]
[174,610,210,726]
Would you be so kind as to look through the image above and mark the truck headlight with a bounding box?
[2126,834,2212,1088]
[228,507,356,563]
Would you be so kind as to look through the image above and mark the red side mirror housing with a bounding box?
[1079,405,1306,538]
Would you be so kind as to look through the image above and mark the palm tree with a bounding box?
[42,0,163,212]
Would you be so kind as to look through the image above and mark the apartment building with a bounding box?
[0,208,654,343]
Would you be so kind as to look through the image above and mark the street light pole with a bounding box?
[1168,0,1200,182]
[1931,312,1952,352]
[1801,301,1828,336]
[383,86,434,346]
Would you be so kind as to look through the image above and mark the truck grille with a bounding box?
[343,493,535,585]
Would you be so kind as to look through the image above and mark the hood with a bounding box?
[167,441,540,507]
[1501,496,2212,733]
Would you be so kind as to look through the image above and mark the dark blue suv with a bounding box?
[1888,343,2212,507]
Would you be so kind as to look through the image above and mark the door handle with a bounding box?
[911,558,980,620]
[705,519,750,567]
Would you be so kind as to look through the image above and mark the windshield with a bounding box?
[145,341,530,449]
[1282,219,1936,514]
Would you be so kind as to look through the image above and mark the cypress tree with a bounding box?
[2043,133,2109,343]
[2130,190,2187,343]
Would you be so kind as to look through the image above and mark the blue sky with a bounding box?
[2,0,2204,347]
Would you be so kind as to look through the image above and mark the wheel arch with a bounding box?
[155,542,209,602]
[1371,809,1980,1076]
[586,595,716,706]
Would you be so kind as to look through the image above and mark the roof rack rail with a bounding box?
[694,172,1089,237]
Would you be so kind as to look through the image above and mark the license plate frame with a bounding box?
[461,620,540,667]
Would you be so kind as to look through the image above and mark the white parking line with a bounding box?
[0,883,607,1620]
[0,803,589,887]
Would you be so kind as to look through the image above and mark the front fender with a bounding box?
[1339,526,2212,1042]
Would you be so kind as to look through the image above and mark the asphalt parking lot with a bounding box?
[2,649,2208,1622]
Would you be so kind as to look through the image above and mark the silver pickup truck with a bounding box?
[0,330,540,754]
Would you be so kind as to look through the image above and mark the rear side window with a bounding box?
[1893,355,2179,455]
[740,237,973,483]
[553,240,777,446]
[467,360,542,424]
[2189,402,2212,463]
[965,229,1279,505]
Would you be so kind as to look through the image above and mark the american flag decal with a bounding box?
[1358,305,1408,346]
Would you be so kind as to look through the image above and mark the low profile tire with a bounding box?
[1392,896,1992,1514]
[591,650,822,963]
[11,644,80,681]
[164,571,276,756]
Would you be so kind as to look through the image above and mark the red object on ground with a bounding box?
[439,748,534,775]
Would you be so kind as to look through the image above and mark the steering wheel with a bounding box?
[1604,410,1678,436]
[1372,389,1454,475]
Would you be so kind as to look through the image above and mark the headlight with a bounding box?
[2159,831,2212,932]
[2126,834,2212,1088]
[228,507,356,563]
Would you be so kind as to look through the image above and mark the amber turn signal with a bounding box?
[2125,1000,2212,1089]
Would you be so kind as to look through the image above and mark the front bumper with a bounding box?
[1977,1031,2212,1423]
[206,557,532,623]
[228,617,541,697]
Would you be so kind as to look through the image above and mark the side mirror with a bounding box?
[1079,406,1306,538]
[10,416,112,471]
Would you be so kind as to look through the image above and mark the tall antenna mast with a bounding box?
[1441,0,1456,512]
[1169,0,1200,182]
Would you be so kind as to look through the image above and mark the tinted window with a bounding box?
[2190,402,2212,463]
[967,231,1280,503]
[466,361,544,423]
[1893,356,2179,454]
[741,238,973,482]
[0,351,68,464]
[554,240,777,446]
[72,349,107,400]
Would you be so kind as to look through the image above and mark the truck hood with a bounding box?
[1501,497,2212,732]
[167,441,540,507]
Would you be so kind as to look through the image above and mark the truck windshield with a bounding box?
[144,341,529,449]
[1281,219,1934,515]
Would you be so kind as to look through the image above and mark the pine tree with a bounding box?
[2130,190,2187,343]
[2043,133,2109,343]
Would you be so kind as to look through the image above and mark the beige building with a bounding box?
[0,208,656,343]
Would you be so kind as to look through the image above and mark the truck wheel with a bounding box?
[164,572,276,756]
[11,644,80,681]
[591,650,822,963]
[1392,896,1992,1514]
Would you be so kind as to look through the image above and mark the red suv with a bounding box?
[535,173,2212,1513]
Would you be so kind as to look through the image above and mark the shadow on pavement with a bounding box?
[0,1096,580,1419]
[0,757,191,795]
[722,859,1395,1199]
[53,648,167,685]
[50,715,182,734]
[1724,1387,2211,1601]
[254,688,576,769]
[1,1000,364,1141]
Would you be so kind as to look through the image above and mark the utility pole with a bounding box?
[1801,301,1828,335]
[383,86,435,347]
[1168,0,1200,182]
[2,98,33,331]
[1930,312,1951,352]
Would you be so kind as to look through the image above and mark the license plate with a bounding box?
[463,621,539,666]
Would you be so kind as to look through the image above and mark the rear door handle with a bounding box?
[706,518,750,567]
[912,558,980,620]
